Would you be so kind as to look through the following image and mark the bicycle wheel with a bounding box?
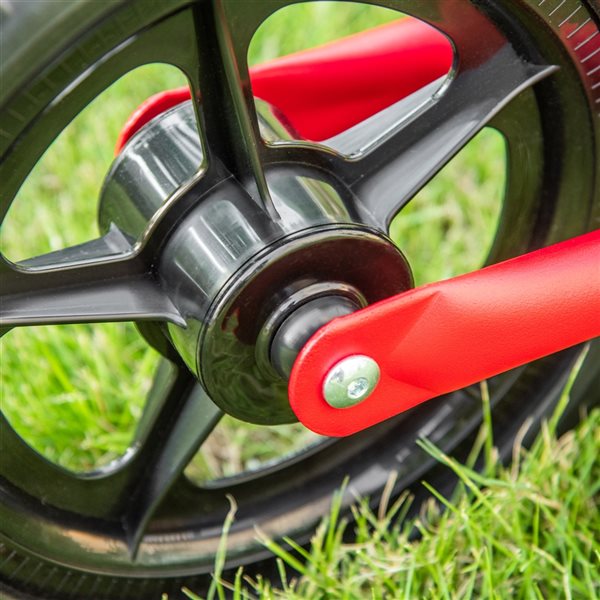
[1,1,598,598]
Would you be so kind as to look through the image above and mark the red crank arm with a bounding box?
[288,230,600,437]
[115,18,452,152]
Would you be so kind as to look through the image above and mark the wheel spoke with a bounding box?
[486,89,546,262]
[0,7,202,227]
[16,225,132,269]
[0,361,221,534]
[0,246,183,330]
[188,0,288,218]
[329,49,557,228]
[118,363,223,556]
[326,77,447,158]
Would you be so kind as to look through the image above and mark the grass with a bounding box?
[179,385,600,600]
[0,2,598,597]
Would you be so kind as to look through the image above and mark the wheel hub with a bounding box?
[99,100,413,424]
[199,227,412,423]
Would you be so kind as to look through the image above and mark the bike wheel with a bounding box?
[1,1,599,598]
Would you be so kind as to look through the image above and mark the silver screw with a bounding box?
[322,355,380,409]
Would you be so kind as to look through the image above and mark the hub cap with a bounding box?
[100,100,413,423]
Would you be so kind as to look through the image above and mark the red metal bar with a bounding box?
[115,18,452,152]
[249,17,452,141]
[288,230,600,437]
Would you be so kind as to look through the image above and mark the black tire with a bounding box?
[1,1,599,599]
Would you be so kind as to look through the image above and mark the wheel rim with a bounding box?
[0,0,598,590]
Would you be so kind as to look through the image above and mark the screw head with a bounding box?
[322,355,380,409]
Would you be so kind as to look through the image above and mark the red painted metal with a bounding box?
[288,230,600,437]
[115,18,452,152]
[115,88,190,154]
[250,17,452,141]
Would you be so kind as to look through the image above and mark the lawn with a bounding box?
[0,1,597,598]
[186,383,600,599]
